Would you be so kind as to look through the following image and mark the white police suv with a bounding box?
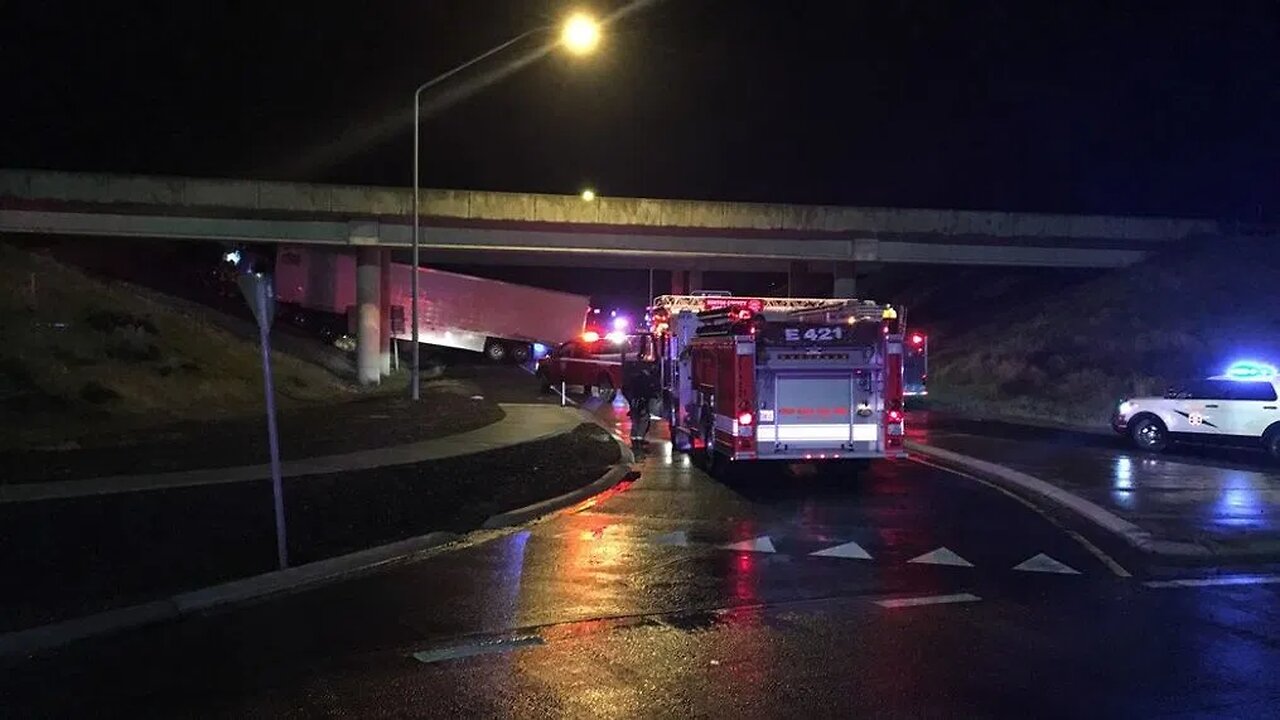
[1112,362,1280,460]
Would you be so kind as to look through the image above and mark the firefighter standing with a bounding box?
[622,340,659,444]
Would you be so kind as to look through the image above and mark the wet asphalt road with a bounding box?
[5,388,1280,717]
[912,412,1280,558]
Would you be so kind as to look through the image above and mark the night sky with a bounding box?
[2,1,1277,221]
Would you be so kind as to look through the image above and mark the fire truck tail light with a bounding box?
[887,409,903,423]
[738,411,754,426]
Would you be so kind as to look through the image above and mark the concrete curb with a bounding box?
[482,463,635,529]
[0,429,634,662]
[170,531,461,613]
[0,530,460,662]
[482,427,636,529]
[905,440,1212,558]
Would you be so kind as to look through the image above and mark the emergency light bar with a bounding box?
[1222,360,1278,381]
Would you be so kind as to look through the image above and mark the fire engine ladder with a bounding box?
[692,308,752,337]
[651,295,853,315]
[787,300,897,325]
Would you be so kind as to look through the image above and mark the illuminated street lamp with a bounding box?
[562,13,601,55]
[410,12,602,400]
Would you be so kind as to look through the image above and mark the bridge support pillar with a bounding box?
[833,261,857,298]
[379,250,391,377]
[670,271,686,295]
[687,269,703,293]
[356,247,381,386]
[788,261,813,297]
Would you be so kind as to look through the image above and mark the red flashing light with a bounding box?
[737,411,754,426]
[736,309,753,321]
[582,330,600,343]
[887,409,903,423]
[910,333,925,346]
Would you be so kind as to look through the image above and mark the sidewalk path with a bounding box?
[1,404,586,504]
[909,412,1280,558]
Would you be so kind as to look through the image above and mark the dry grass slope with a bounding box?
[930,238,1280,425]
[0,243,361,448]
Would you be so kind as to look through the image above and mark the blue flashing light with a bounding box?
[532,342,549,359]
[1224,361,1278,381]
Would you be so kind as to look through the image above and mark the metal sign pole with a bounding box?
[254,280,289,570]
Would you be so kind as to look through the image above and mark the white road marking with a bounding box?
[1144,575,1280,589]
[909,457,1132,578]
[875,592,982,609]
[653,531,690,546]
[1013,553,1082,575]
[907,547,974,567]
[719,536,777,553]
[811,540,873,560]
[411,635,545,664]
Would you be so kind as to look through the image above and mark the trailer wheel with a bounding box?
[510,343,531,364]
[484,340,508,363]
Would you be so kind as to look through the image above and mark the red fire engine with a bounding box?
[650,294,908,467]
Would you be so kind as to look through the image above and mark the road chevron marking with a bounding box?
[907,547,974,567]
[631,532,1086,576]
[1013,553,1081,575]
[811,540,873,560]
[719,536,776,553]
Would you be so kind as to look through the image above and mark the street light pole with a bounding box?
[410,14,599,398]
[410,31,543,400]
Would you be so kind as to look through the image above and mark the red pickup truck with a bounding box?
[536,332,655,399]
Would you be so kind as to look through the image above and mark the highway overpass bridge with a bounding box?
[0,169,1223,275]
[0,169,1227,385]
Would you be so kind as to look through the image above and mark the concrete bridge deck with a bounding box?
[0,170,1225,269]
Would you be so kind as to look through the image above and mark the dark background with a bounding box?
[2,1,1277,221]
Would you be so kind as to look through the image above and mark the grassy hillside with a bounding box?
[0,242,362,449]
[929,237,1280,426]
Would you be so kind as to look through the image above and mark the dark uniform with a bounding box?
[622,352,659,443]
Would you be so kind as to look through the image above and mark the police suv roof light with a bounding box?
[1221,361,1278,381]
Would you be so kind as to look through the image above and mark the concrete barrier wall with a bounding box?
[0,169,1225,241]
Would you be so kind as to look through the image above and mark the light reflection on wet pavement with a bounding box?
[8,389,1280,717]
[910,412,1280,555]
